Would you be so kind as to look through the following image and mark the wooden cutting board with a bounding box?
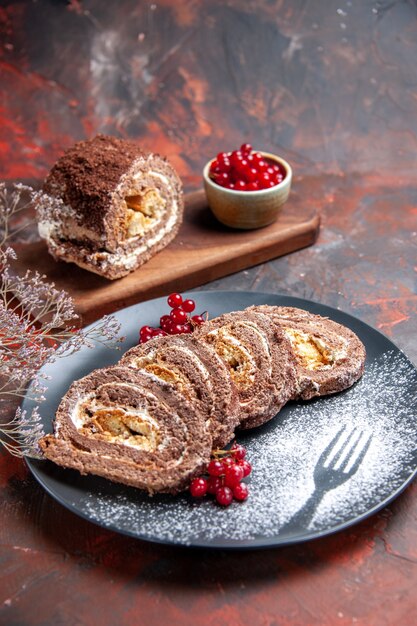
[13,189,320,324]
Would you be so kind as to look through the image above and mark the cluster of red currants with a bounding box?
[209,143,286,191]
[189,443,251,506]
[139,292,206,343]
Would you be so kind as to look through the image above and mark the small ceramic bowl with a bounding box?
[203,152,292,230]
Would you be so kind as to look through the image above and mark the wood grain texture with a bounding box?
[1,0,417,625]
[13,189,319,324]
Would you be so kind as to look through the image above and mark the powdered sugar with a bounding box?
[79,350,417,547]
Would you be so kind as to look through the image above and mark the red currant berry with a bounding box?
[219,158,231,172]
[151,328,167,338]
[210,159,221,173]
[207,476,223,495]
[235,180,246,191]
[181,299,196,313]
[230,443,246,460]
[216,486,233,506]
[235,158,249,174]
[170,307,188,324]
[246,181,259,191]
[230,150,244,167]
[181,322,193,334]
[140,325,154,338]
[160,314,171,329]
[240,143,252,154]
[191,314,205,326]
[208,459,224,477]
[170,323,185,335]
[162,320,175,334]
[139,332,153,344]
[167,293,183,308]
[224,464,244,488]
[238,459,252,477]
[215,171,231,186]
[233,482,249,501]
[221,456,234,469]
[244,166,258,182]
[256,159,268,172]
[216,151,229,164]
[190,477,208,498]
[258,172,271,188]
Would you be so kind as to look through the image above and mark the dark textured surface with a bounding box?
[1,1,417,624]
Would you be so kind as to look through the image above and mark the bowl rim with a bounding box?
[203,151,292,196]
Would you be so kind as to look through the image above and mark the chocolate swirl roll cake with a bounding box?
[194,310,297,429]
[249,305,366,400]
[38,366,212,494]
[37,135,184,279]
[120,335,240,449]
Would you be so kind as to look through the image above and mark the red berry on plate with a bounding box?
[231,443,246,460]
[191,314,205,326]
[216,486,233,506]
[238,459,252,477]
[233,482,249,501]
[139,331,154,344]
[246,181,259,191]
[167,293,183,308]
[181,299,196,313]
[181,322,193,334]
[162,320,175,335]
[207,476,223,495]
[208,459,224,477]
[221,456,234,469]
[224,464,244,488]
[140,325,154,338]
[151,328,167,338]
[170,307,188,324]
[190,477,208,498]
[171,323,185,335]
[160,314,171,329]
[235,180,246,191]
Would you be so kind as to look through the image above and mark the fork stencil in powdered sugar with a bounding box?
[279,426,373,533]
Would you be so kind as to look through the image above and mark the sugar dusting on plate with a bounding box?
[79,351,417,546]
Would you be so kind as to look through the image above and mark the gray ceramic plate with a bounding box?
[24,292,417,549]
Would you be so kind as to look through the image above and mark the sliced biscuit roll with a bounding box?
[194,311,297,429]
[38,366,212,494]
[38,134,183,279]
[120,335,240,449]
[249,305,366,400]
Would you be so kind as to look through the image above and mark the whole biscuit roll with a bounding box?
[38,134,183,279]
